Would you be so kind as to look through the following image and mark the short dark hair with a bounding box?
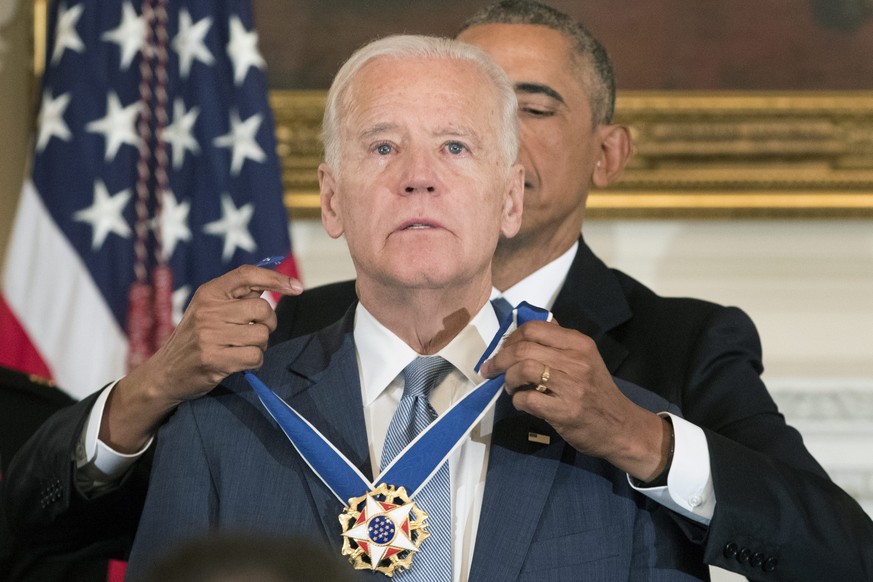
[457,0,616,125]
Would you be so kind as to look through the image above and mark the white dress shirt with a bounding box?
[354,302,499,582]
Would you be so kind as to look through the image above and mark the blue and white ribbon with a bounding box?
[245,301,551,504]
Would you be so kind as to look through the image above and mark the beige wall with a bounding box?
[0,0,33,263]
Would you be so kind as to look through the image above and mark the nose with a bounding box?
[400,147,438,195]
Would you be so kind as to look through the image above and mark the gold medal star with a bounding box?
[339,484,430,576]
[342,493,419,568]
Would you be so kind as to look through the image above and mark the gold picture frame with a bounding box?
[35,1,873,219]
[272,90,873,219]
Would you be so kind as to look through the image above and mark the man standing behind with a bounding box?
[125,35,700,581]
[452,2,873,579]
[277,2,873,579]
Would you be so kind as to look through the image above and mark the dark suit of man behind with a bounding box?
[273,236,873,580]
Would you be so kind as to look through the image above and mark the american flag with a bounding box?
[0,0,296,399]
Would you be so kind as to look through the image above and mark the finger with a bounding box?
[215,265,304,300]
[501,358,556,396]
[500,320,583,351]
[219,321,273,349]
[482,333,563,379]
[197,296,278,328]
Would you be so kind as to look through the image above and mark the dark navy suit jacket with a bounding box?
[125,309,705,581]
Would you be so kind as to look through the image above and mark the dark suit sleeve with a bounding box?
[4,391,149,570]
[3,281,357,574]
[125,400,214,580]
[680,306,873,580]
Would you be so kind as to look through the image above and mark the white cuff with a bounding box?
[75,379,152,488]
[629,412,716,525]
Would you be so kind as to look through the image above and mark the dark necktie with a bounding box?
[491,296,513,323]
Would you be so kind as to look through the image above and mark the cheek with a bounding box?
[520,124,564,168]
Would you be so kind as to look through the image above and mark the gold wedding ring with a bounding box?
[536,364,550,393]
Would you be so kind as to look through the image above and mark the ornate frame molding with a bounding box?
[271,90,873,219]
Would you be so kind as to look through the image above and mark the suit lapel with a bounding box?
[552,237,631,373]
[470,239,636,578]
[267,308,373,546]
[469,393,564,580]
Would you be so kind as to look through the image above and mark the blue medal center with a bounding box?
[367,515,397,545]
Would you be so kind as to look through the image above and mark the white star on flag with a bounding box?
[51,3,85,64]
[101,1,146,70]
[226,15,265,85]
[342,494,419,569]
[173,8,214,79]
[36,91,73,152]
[171,285,191,325]
[0,1,295,399]
[73,179,132,250]
[203,192,256,261]
[162,98,201,169]
[86,91,142,162]
[157,190,192,260]
[212,109,266,175]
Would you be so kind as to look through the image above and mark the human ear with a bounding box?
[318,163,344,239]
[592,124,633,189]
[499,163,525,239]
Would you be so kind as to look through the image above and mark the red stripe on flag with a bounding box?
[106,559,127,582]
[266,254,300,305]
[0,295,52,380]
[276,254,299,280]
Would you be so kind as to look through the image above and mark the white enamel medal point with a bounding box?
[339,483,430,576]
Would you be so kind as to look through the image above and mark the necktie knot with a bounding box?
[381,356,454,469]
[402,356,454,400]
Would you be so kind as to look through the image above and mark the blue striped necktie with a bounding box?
[381,356,454,581]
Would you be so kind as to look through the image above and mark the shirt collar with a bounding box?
[354,302,499,407]
[491,240,578,310]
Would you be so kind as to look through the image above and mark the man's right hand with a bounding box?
[99,265,303,452]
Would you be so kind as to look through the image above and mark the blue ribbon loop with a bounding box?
[245,300,551,504]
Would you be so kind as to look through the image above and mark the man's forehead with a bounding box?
[356,120,482,140]
[344,58,499,129]
[458,23,581,90]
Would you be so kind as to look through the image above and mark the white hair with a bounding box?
[322,34,519,171]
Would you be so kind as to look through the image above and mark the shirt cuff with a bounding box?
[629,412,716,525]
[75,379,153,489]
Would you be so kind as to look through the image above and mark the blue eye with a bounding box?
[446,142,466,155]
[375,143,393,155]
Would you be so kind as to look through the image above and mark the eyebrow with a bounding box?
[358,122,397,140]
[515,82,566,105]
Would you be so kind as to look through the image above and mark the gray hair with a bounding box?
[322,34,519,171]
[458,0,616,126]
